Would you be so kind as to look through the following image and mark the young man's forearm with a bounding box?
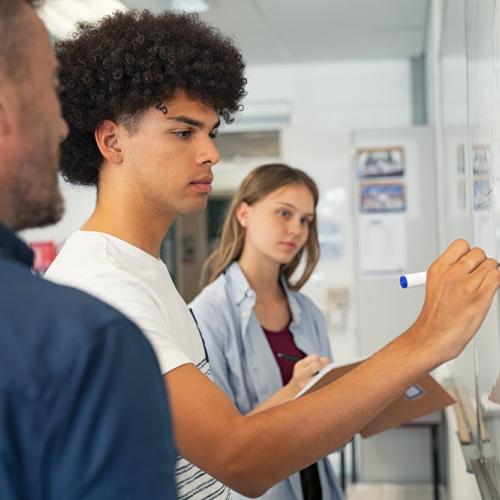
[169,241,500,497]
[214,325,435,495]
[167,324,437,497]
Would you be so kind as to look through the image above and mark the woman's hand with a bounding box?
[287,354,330,394]
[249,354,330,414]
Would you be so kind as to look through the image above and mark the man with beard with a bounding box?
[0,2,177,498]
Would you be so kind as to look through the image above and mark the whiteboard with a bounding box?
[440,0,500,489]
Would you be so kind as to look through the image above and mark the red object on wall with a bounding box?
[30,241,57,274]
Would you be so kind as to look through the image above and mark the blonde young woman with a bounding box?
[190,164,344,500]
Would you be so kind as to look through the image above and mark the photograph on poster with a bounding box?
[473,178,492,210]
[360,182,406,213]
[472,144,490,175]
[356,146,405,177]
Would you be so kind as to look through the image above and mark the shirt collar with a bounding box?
[0,223,34,268]
[226,261,254,306]
[225,261,302,325]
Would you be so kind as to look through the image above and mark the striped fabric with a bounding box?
[175,359,231,500]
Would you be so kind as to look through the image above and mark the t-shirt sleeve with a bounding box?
[73,273,193,373]
[49,318,177,500]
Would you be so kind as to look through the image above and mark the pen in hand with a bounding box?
[277,352,302,362]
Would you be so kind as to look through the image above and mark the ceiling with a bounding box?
[41,0,430,63]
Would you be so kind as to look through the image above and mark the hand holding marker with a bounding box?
[401,264,500,288]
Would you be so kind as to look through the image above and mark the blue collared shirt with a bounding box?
[0,223,177,500]
[191,261,344,500]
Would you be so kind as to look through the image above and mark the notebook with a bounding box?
[294,357,455,437]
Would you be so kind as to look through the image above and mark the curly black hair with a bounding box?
[56,9,247,187]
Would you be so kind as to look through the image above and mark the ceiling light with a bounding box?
[38,0,128,40]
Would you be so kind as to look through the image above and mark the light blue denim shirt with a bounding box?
[190,261,344,500]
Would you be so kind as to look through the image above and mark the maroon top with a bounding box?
[262,321,306,385]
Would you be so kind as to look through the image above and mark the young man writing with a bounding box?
[0,2,177,498]
[46,9,500,499]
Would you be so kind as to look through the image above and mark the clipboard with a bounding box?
[294,357,455,438]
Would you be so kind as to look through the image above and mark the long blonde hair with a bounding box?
[201,163,320,291]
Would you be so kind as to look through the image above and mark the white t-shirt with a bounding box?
[46,230,230,500]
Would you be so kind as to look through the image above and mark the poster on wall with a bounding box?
[317,219,343,260]
[359,182,406,213]
[316,187,347,261]
[359,213,407,275]
[356,146,405,178]
[473,179,492,210]
[471,144,490,175]
[30,241,57,275]
[471,144,492,211]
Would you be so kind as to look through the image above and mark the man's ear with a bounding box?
[235,202,250,228]
[95,119,124,164]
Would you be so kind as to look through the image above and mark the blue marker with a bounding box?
[400,271,427,289]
